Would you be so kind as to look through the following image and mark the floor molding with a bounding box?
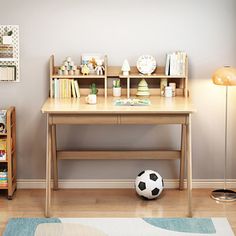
[17,179,236,189]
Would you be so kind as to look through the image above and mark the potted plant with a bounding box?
[90,83,98,95]
[2,27,13,45]
[113,79,121,97]
[86,83,98,104]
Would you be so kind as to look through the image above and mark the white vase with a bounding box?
[113,87,121,97]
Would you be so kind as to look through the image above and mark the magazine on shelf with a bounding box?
[0,110,7,133]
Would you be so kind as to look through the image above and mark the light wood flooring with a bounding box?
[0,189,236,235]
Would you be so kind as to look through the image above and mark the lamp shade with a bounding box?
[212,67,236,86]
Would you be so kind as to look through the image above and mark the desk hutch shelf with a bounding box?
[49,55,188,99]
[49,55,108,98]
[0,107,16,199]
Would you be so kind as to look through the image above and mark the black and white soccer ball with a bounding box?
[135,170,164,199]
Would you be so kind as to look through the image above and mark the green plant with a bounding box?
[90,83,98,94]
[7,31,13,36]
[4,27,13,36]
[113,79,120,88]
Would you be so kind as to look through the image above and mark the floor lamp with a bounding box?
[211,66,236,202]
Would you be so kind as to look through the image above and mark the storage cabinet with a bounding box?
[0,107,16,199]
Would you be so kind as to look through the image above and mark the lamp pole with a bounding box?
[211,85,236,201]
[211,66,236,201]
[224,85,228,191]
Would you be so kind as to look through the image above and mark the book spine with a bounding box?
[165,53,170,76]
[71,80,76,98]
[68,79,71,98]
[63,79,66,98]
[74,80,80,98]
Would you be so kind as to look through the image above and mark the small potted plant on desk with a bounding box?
[86,83,98,104]
[113,79,121,97]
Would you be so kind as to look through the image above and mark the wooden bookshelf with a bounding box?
[117,58,188,98]
[0,107,16,199]
[49,55,108,98]
[49,55,188,99]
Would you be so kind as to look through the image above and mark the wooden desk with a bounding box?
[41,96,196,217]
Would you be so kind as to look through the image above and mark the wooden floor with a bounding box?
[0,189,236,235]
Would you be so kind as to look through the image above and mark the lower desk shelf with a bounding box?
[57,150,181,160]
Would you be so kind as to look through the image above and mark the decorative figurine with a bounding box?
[121,59,130,76]
[160,78,168,96]
[90,57,97,68]
[58,57,79,76]
[95,59,105,75]
[81,64,90,75]
[136,79,150,97]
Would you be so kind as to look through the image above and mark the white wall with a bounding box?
[0,0,236,180]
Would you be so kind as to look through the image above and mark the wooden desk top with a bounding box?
[41,96,196,114]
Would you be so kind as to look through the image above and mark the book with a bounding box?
[0,139,7,161]
[74,80,80,98]
[67,79,70,98]
[166,51,187,76]
[62,79,65,98]
[165,53,170,76]
[71,80,76,98]
[0,178,8,181]
[54,79,59,98]
[169,52,177,76]
[0,110,7,133]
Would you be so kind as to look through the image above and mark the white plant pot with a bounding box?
[2,36,13,45]
[113,87,121,97]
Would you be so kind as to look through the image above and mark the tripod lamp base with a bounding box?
[211,189,236,202]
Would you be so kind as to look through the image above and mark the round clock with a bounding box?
[136,55,157,75]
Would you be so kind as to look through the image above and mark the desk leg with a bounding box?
[180,124,186,190]
[186,114,192,217]
[52,125,58,190]
[45,114,52,217]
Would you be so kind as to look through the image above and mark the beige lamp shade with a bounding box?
[212,67,236,86]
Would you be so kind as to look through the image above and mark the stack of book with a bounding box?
[0,45,13,58]
[0,169,8,187]
[53,79,80,98]
[165,51,187,76]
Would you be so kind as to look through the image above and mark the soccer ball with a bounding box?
[135,170,164,200]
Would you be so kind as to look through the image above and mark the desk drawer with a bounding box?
[120,114,186,124]
[51,114,118,125]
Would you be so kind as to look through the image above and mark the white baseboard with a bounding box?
[16,179,236,189]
